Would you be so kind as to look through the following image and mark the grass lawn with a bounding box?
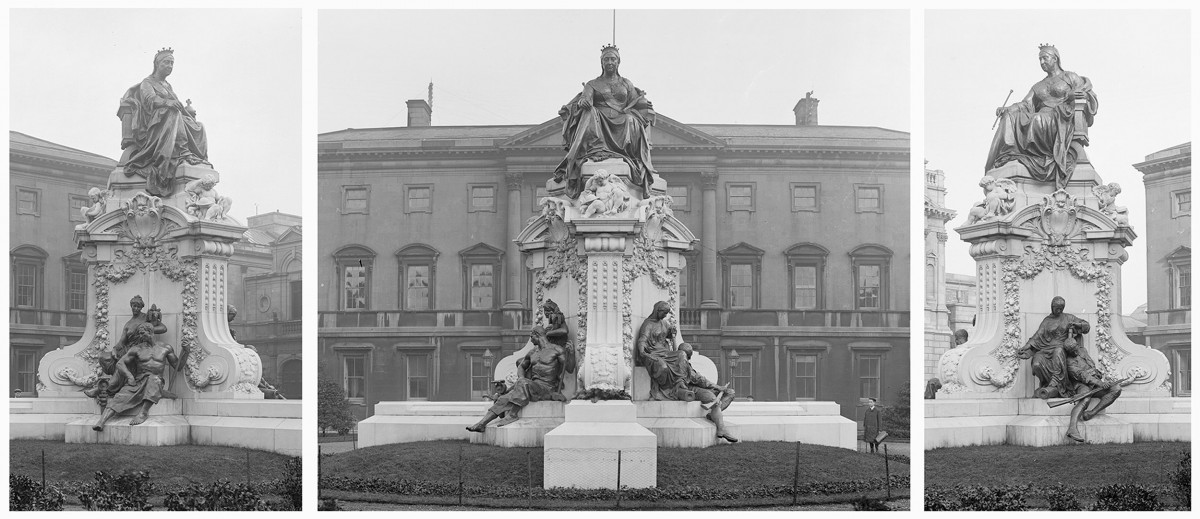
[322,440,908,490]
[11,440,294,489]
[927,442,1189,488]
[318,433,357,444]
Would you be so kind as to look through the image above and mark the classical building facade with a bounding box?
[1134,143,1191,397]
[318,97,911,421]
[923,164,955,381]
[9,131,302,398]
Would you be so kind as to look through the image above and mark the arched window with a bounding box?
[332,245,375,310]
[11,245,48,308]
[849,244,893,310]
[397,244,439,311]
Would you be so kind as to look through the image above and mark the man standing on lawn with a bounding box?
[862,398,884,453]
[466,325,574,432]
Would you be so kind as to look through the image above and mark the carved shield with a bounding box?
[121,192,166,248]
[1040,190,1078,246]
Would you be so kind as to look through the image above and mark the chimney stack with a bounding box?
[793,91,819,126]
[407,99,431,127]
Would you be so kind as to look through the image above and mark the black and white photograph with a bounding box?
[922,9,1191,511]
[316,9,912,510]
[8,8,303,511]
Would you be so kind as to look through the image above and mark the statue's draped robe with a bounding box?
[986,71,1097,187]
[488,345,565,416]
[1023,312,1091,395]
[556,76,656,199]
[119,77,209,196]
[636,317,689,401]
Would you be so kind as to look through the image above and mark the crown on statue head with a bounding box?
[155,47,174,59]
[601,43,619,53]
[1038,43,1056,52]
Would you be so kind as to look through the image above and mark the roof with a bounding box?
[242,228,278,246]
[10,130,117,167]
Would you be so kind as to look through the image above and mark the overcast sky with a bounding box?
[926,10,1191,313]
[9,9,302,219]
[319,10,909,132]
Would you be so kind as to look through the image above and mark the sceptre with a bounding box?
[991,89,1014,130]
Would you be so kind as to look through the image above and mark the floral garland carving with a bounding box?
[534,236,588,359]
[78,246,210,389]
[621,235,679,371]
[992,245,1116,390]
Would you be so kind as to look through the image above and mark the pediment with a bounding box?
[276,227,302,244]
[458,242,505,259]
[718,242,765,258]
[501,114,726,149]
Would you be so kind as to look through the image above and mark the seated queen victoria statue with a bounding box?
[117,48,211,197]
[986,44,1097,189]
[555,44,657,199]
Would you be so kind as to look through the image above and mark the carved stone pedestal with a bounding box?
[543,401,657,489]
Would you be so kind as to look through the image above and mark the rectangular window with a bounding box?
[793,354,817,399]
[16,188,40,216]
[793,265,817,310]
[69,194,90,222]
[343,265,367,310]
[857,264,881,309]
[791,184,819,212]
[858,355,882,400]
[667,186,689,211]
[1175,190,1191,216]
[16,350,37,394]
[406,265,431,310]
[289,280,302,320]
[732,355,754,397]
[469,354,490,400]
[470,185,495,212]
[342,186,369,214]
[469,264,494,309]
[1175,349,1191,397]
[66,267,88,311]
[679,264,690,307]
[855,185,883,213]
[729,263,753,309]
[14,263,39,308]
[727,184,754,210]
[407,355,430,400]
[1177,264,1191,308]
[406,186,432,213]
[532,187,549,213]
[343,355,366,400]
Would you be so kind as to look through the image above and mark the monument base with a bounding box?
[925,397,1190,449]
[66,415,190,447]
[543,401,656,489]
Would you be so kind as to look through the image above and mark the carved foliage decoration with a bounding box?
[534,236,587,358]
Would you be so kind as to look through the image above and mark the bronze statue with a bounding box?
[1061,338,1122,443]
[118,48,211,197]
[986,44,1097,188]
[112,297,167,360]
[1018,296,1090,398]
[555,45,656,199]
[953,329,969,347]
[466,326,576,432]
[92,322,189,431]
[667,343,738,443]
[542,299,569,347]
[636,301,684,400]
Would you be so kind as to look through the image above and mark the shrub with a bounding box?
[280,457,303,510]
[9,474,65,511]
[882,386,910,439]
[319,498,343,511]
[77,470,155,511]
[924,484,1028,511]
[318,375,356,435]
[1091,483,1163,511]
[163,480,269,511]
[923,485,957,511]
[852,495,889,510]
[1040,483,1081,511]
[1168,451,1190,508]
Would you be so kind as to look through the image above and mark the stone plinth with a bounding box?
[1007,414,1132,447]
[472,402,564,447]
[543,401,656,489]
[66,415,190,447]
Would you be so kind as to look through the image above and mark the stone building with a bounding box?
[923,164,955,380]
[945,272,977,333]
[1134,143,1191,397]
[318,96,911,422]
[8,131,302,398]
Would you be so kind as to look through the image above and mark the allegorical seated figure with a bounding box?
[965,177,1017,225]
[119,48,210,197]
[986,44,1097,189]
[184,174,232,221]
[1018,296,1090,399]
[466,326,576,432]
[92,322,189,431]
[1061,338,1122,443]
[667,344,738,443]
[579,169,631,218]
[555,44,657,199]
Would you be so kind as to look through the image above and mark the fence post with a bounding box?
[42,449,46,489]
[527,450,533,502]
[246,451,251,486]
[458,445,464,506]
[883,443,891,500]
[792,442,800,505]
[616,450,622,509]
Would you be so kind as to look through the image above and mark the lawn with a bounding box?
[321,440,907,489]
[926,442,1189,489]
[11,440,294,489]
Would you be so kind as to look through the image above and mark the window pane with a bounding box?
[408,356,429,399]
[15,263,38,307]
[67,268,87,311]
[794,265,817,309]
[344,356,365,399]
[729,186,752,208]
[730,263,752,309]
[1178,191,1191,213]
[668,186,688,208]
[406,265,430,310]
[858,187,880,209]
[1178,265,1191,308]
[344,188,367,211]
[470,264,494,309]
[794,355,817,399]
[679,266,689,306]
[793,186,816,209]
[344,265,367,309]
[1177,350,1191,394]
[733,357,753,396]
[857,264,881,309]
[409,187,431,209]
[471,186,494,209]
[859,356,881,399]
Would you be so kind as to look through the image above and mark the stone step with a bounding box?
[1007,415,1133,447]
[65,415,190,447]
